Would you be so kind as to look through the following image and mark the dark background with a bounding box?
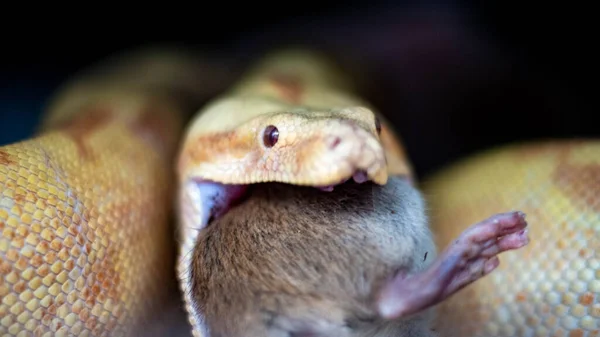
[0,1,595,179]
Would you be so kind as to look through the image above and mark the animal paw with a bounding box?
[377,211,529,319]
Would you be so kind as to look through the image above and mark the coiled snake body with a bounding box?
[426,140,600,337]
[0,48,598,336]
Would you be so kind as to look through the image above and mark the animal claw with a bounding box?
[376,211,530,320]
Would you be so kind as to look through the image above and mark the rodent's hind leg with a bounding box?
[375,211,530,320]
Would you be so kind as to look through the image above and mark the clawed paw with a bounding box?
[377,211,530,320]
[437,211,530,297]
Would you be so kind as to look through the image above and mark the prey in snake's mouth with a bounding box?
[181,109,391,230]
[191,169,372,229]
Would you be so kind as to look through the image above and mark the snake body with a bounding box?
[1,47,598,337]
[425,140,600,337]
[0,93,182,336]
[0,49,232,336]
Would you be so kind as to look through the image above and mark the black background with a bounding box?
[0,1,596,178]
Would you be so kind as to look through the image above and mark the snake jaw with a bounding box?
[316,171,370,192]
[180,116,387,229]
[180,179,249,233]
[178,108,390,190]
[305,119,388,189]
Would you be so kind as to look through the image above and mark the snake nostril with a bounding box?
[330,137,342,149]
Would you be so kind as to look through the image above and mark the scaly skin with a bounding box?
[176,49,416,337]
[424,140,600,337]
[0,49,233,336]
[0,96,181,337]
[3,46,595,337]
[176,49,531,337]
[177,49,413,188]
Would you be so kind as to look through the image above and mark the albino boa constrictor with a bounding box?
[0,47,598,337]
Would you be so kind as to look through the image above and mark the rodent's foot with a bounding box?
[377,211,529,320]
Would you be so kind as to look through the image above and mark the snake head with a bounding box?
[178,105,389,188]
[177,94,412,234]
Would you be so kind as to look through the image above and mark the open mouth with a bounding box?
[189,169,371,229]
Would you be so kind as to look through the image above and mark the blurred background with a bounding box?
[0,2,596,335]
[0,1,595,178]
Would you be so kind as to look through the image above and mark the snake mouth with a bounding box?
[314,169,371,192]
[185,169,372,230]
[183,179,248,230]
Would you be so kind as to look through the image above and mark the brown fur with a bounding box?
[190,176,438,337]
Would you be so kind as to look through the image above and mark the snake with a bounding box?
[0,48,238,336]
[424,140,600,337]
[1,46,598,337]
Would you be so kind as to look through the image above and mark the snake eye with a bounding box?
[263,125,279,148]
[375,117,381,134]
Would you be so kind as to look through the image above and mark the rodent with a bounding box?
[188,176,529,337]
